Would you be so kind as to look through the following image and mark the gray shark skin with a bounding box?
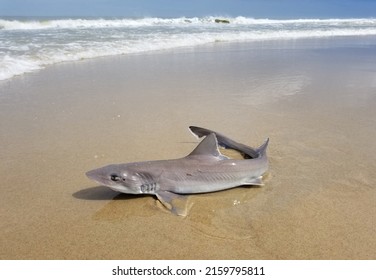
[86,127,269,216]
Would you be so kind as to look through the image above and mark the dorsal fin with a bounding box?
[189,126,259,158]
[187,133,227,159]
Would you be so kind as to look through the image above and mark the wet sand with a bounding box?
[0,37,375,259]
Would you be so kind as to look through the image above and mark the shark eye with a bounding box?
[110,174,121,182]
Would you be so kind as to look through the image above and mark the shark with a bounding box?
[86,126,269,215]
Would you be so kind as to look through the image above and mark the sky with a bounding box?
[1,0,376,18]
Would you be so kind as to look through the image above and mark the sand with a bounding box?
[0,36,375,259]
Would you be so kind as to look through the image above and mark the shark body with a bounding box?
[86,126,269,215]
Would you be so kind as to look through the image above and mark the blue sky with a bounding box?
[1,0,376,18]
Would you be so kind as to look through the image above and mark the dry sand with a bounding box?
[0,37,375,259]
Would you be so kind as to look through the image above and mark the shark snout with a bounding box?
[86,169,102,182]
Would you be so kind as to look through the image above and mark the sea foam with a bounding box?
[1,16,376,81]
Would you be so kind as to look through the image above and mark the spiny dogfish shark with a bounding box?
[86,126,269,216]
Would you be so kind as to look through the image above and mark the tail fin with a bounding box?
[256,138,269,157]
[189,126,268,159]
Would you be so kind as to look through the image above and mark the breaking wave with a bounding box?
[1,16,376,81]
[1,17,376,30]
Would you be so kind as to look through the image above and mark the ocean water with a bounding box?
[1,16,376,81]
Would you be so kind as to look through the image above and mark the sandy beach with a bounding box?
[0,36,375,259]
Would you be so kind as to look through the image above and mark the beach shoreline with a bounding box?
[1,37,375,259]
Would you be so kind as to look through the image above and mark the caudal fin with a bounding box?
[256,138,269,157]
[189,126,268,159]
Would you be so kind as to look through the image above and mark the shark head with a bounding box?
[86,164,146,194]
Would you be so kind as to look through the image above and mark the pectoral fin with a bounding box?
[156,191,190,216]
[243,176,264,186]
